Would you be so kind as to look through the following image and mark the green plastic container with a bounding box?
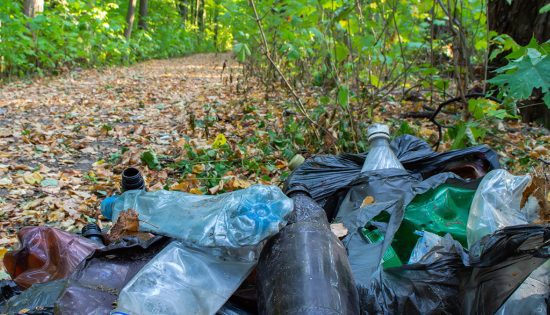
[361,226,402,268]
[369,184,475,263]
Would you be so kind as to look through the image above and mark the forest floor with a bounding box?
[0,53,548,268]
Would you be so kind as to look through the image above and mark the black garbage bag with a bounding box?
[461,225,550,315]
[333,164,549,314]
[54,236,169,314]
[337,169,469,284]
[284,135,499,217]
[0,280,20,307]
[359,235,468,314]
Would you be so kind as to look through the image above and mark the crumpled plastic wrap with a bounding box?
[116,241,256,315]
[408,231,469,265]
[3,227,100,289]
[54,236,169,314]
[466,169,534,247]
[108,185,293,248]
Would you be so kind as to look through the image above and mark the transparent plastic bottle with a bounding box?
[102,185,294,248]
[361,124,404,172]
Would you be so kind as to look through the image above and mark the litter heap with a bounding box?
[1,124,548,315]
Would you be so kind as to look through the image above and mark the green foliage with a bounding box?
[141,149,161,170]
[221,0,490,152]
[0,0,227,77]
[489,38,550,109]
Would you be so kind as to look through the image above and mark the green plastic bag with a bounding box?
[373,183,475,262]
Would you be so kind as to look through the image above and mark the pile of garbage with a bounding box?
[1,124,548,315]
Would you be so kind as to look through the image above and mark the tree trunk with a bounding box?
[124,0,138,40]
[488,0,550,126]
[23,0,44,18]
[138,0,148,30]
[488,0,550,47]
[177,0,189,22]
[194,0,200,26]
[198,0,205,31]
[213,3,219,51]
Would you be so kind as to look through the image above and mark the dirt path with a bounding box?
[0,53,251,250]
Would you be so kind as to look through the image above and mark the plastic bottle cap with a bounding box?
[100,195,119,220]
[288,154,305,171]
[367,124,390,141]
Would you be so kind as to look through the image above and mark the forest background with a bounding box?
[0,0,548,246]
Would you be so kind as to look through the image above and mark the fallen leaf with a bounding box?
[192,164,205,174]
[226,177,251,190]
[0,177,12,186]
[170,181,190,192]
[189,187,203,195]
[23,172,43,185]
[212,133,227,148]
[109,209,141,241]
[40,178,59,187]
[330,223,348,238]
[361,196,375,207]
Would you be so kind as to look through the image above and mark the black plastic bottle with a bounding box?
[256,187,360,315]
[121,167,146,192]
[81,223,105,246]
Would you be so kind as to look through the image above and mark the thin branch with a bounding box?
[248,0,321,138]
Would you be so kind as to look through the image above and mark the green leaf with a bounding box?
[449,122,467,149]
[334,42,349,63]
[489,55,550,99]
[233,43,250,63]
[141,149,161,170]
[544,93,550,109]
[539,4,550,13]
[337,85,349,109]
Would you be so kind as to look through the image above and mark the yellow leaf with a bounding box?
[0,247,7,261]
[274,159,287,170]
[24,172,43,185]
[192,164,205,174]
[212,134,227,148]
[170,181,189,192]
[361,196,375,207]
[189,188,203,195]
[230,177,251,190]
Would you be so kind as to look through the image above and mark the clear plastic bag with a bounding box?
[108,185,293,248]
[466,169,533,247]
[116,241,256,315]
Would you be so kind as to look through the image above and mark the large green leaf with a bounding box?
[489,54,550,99]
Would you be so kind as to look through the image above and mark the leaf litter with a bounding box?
[0,53,549,275]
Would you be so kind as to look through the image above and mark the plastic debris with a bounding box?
[284,134,500,218]
[116,241,256,315]
[2,279,65,315]
[54,236,169,314]
[103,185,293,248]
[256,191,360,314]
[3,227,100,289]
[467,169,534,247]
